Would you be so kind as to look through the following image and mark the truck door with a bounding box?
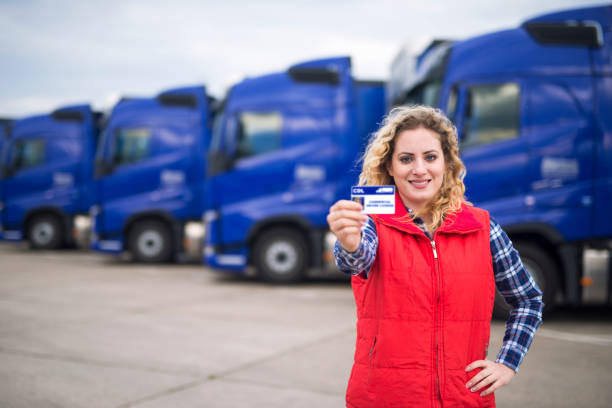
[208,109,287,243]
[523,77,595,240]
[95,120,159,236]
[449,81,529,217]
[207,95,337,246]
[2,136,47,231]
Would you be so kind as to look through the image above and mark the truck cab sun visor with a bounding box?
[51,109,85,123]
[523,21,603,48]
[288,67,340,85]
[157,93,198,109]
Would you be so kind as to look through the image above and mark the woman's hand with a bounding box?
[465,360,515,397]
[326,200,367,253]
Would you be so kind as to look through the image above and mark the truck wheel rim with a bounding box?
[266,241,297,274]
[138,230,163,257]
[33,222,54,245]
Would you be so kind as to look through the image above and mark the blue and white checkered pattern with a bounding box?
[334,213,544,372]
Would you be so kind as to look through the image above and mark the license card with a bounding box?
[351,185,395,214]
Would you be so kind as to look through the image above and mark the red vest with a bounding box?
[346,192,496,408]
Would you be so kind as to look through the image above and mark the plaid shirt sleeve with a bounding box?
[490,218,544,372]
[333,216,378,278]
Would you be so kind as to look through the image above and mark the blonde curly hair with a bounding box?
[358,105,470,231]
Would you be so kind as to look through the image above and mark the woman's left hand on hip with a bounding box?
[465,360,516,396]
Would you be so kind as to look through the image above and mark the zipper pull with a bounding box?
[369,336,377,356]
[431,240,438,259]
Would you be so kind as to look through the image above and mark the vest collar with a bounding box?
[372,191,484,236]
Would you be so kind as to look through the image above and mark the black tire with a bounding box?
[493,242,558,319]
[28,214,64,250]
[128,220,173,263]
[253,228,308,283]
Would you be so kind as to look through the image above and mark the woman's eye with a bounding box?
[400,156,412,163]
[426,155,437,161]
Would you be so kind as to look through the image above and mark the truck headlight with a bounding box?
[185,222,205,240]
[74,215,92,230]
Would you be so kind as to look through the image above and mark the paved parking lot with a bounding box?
[0,242,611,407]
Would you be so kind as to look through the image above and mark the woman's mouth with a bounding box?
[409,179,431,189]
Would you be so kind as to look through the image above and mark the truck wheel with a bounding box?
[253,228,308,283]
[28,214,63,249]
[493,242,558,319]
[128,220,173,263]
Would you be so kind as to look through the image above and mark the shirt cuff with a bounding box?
[333,238,369,277]
[495,342,524,372]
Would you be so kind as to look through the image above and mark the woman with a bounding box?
[327,106,543,407]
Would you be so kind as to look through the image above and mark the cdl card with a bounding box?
[351,186,396,214]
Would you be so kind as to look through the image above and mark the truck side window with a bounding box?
[402,80,441,107]
[113,128,151,166]
[236,112,282,159]
[11,139,45,171]
[210,112,225,153]
[462,83,519,148]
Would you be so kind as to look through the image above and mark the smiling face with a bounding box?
[386,127,446,213]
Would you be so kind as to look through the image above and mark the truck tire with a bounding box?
[253,228,308,283]
[28,214,64,250]
[128,220,173,263]
[493,242,558,319]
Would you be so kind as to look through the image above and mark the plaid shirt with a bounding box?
[334,211,544,372]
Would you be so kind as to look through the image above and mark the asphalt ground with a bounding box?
[0,242,611,408]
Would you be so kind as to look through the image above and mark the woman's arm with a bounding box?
[465,218,544,396]
[490,218,544,372]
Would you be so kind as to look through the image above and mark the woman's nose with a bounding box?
[411,159,427,175]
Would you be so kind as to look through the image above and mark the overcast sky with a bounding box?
[0,0,606,117]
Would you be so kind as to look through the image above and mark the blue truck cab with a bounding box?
[91,86,215,262]
[204,56,385,282]
[389,5,612,312]
[0,105,101,248]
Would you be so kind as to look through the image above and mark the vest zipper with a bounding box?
[431,239,442,404]
[367,336,377,390]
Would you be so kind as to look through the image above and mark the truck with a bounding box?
[388,5,612,313]
[91,86,216,262]
[203,56,385,282]
[0,105,101,249]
